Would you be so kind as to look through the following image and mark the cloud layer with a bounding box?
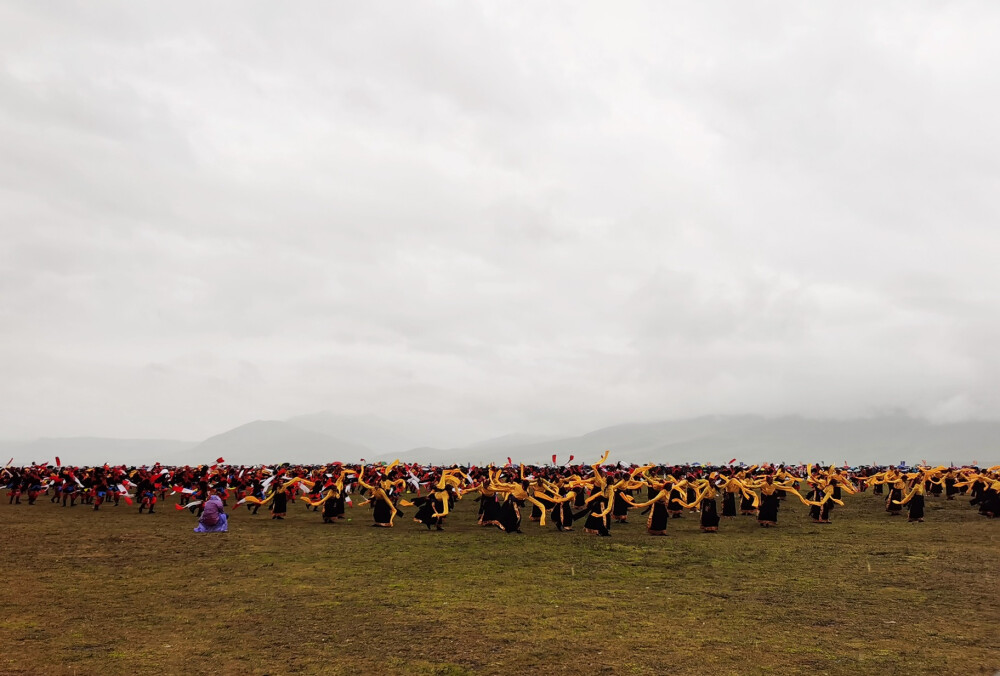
[2,2,1000,441]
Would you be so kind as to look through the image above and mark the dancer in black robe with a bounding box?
[581,487,612,536]
[945,472,958,500]
[270,485,288,520]
[321,489,345,523]
[612,487,632,524]
[748,476,816,527]
[498,495,523,534]
[886,481,904,516]
[624,485,671,535]
[668,482,688,518]
[808,485,823,522]
[411,496,440,530]
[722,489,737,517]
[682,477,721,533]
[545,485,579,532]
[757,488,780,526]
[894,480,926,522]
[476,487,503,528]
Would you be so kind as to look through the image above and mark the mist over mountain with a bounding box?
[284,412,464,455]
[3,415,998,467]
[193,420,371,466]
[468,433,560,450]
[0,438,196,467]
[376,415,999,467]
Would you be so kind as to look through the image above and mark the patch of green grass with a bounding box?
[0,493,997,675]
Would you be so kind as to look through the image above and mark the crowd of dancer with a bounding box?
[3,453,999,535]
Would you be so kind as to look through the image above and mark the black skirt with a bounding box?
[480,494,502,524]
[647,501,669,533]
[980,488,998,517]
[583,497,610,535]
[808,490,822,521]
[758,492,779,524]
[887,488,903,513]
[945,478,958,498]
[613,492,631,518]
[413,498,435,527]
[907,494,925,520]
[668,492,685,516]
[700,498,719,529]
[322,496,340,520]
[373,499,394,525]
[499,498,522,533]
[529,501,543,521]
[722,492,737,517]
[553,501,575,530]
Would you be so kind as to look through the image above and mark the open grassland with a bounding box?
[1,491,997,676]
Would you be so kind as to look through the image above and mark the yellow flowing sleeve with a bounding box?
[674,488,702,510]
[623,489,667,509]
[540,491,573,504]
[594,489,615,518]
[301,490,335,507]
[777,485,816,507]
[430,490,449,518]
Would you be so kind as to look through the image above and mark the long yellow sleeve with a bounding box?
[776,485,816,507]
[623,489,667,509]
[430,489,450,518]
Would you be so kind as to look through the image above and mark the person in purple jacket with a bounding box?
[194,493,228,533]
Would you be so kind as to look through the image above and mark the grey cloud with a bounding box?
[2,1,1000,450]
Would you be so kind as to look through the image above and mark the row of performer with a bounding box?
[4,455,999,534]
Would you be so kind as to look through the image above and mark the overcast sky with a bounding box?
[2,1,999,443]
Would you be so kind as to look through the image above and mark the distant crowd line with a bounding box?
[3,454,999,535]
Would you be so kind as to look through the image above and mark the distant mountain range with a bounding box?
[195,420,370,465]
[3,414,999,466]
[284,412,460,454]
[396,416,999,467]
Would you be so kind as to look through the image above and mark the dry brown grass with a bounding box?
[1,491,997,675]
